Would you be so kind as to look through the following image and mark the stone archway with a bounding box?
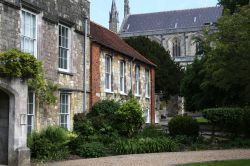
[0,78,30,166]
[0,89,9,165]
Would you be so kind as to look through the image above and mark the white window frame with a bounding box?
[59,93,70,130]
[120,60,125,94]
[135,65,140,96]
[21,9,37,58]
[105,55,112,92]
[144,109,151,124]
[145,69,150,98]
[58,24,71,72]
[27,91,35,134]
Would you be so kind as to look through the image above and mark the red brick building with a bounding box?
[90,22,156,123]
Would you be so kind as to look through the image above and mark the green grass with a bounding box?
[196,117,208,124]
[180,159,250,166]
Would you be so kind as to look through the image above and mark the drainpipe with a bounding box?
[83,15,88,113]
[130,57,135,93]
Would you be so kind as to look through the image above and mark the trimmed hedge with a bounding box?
[113,137,177,154]
[202,107,245,135]
[168,115,199,137]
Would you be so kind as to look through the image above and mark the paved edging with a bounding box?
[34,149,250,166]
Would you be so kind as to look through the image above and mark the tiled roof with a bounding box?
[90,21,156,67]
[120,6,223,33]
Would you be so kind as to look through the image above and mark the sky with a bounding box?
[90,0,219,28]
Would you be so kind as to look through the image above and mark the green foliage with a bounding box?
[113,137,178,154]
[125,37,184,100]
[73,113,95,135]
[88,100,121,134]
[203,107,245,135]
[139,125,167,138]
[243,108,250,137]
[0,49,57,105]
[0,49,41,79]
[75,142,108,158]
[219,0,249,14]
[27,126,70,161]
[114,98,144,137]
[169,115,199,137]
[181,6,250,111]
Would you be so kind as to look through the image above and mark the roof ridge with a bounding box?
[90,21,118,35]
[128,5,222,17]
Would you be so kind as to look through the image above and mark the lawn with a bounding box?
[180,159,250,166]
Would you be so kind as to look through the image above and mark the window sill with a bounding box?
[105,90,114,94]
[58,70,74,76]
[135,94,141,98]
[145,96,151,99]
[120,92,127,96]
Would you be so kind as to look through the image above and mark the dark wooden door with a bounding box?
[0,90,9,165]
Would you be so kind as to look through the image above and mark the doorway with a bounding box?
[0,89,9,165]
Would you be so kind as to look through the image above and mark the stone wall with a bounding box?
[0,1,21,51]
[0,0,91,131]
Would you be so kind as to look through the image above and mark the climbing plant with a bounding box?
[0,49,57,105]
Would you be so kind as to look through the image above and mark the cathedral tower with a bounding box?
[109,0,119,33]
[124,0,130,18]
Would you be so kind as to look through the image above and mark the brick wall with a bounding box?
[90,43,101,108]
[150,68,156,124]
[90,43,155,123]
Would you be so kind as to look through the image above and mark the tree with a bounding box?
[125,37,184,99]
[181,6,250,111]
[218,0,249,14]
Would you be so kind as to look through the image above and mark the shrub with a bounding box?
[88,100,121,134]
[113,137,177,154]
[27,126,70,161]
[139,125,167,138]
[75,142,109,158]
[202,107,245,136]
[243,108,250,138]
[0,49,41,79]
[73,113,95,136]
[168,115,199,137]
[114,98,144,137]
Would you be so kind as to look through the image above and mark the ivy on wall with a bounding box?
[0,49,57,105]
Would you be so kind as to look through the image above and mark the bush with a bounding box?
[75,142,109,158]
[114,98,144,137]
[73,113,95,136]
[243,108,250,138]
[27,126,70,161]
[113,137,177,154]
[168,115,199,137]
[0,49,42,79]
[88,100,121,134]
[139,125,167,138]
[202,107,245,135]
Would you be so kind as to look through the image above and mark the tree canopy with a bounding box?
[219,0,249,14]
[125,37,184,99]
[181,6,250,111]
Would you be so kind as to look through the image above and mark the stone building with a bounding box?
[0,0,90,164]
[119,0,223,66]
[109,0,119,33]
[90,21,156,123]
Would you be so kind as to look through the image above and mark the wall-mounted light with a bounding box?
[20,114,27,125]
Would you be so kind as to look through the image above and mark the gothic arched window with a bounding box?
[172,38,181,57]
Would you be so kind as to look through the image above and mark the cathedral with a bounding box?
[109,0,223,66]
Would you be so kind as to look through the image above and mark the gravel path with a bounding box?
[35,149,250,166]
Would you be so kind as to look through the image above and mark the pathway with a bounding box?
[34,149,250,166]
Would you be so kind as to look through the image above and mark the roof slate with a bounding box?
[90,21,156,67]
[121,6,223,33]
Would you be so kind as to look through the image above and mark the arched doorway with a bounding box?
[0,89,9,165]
